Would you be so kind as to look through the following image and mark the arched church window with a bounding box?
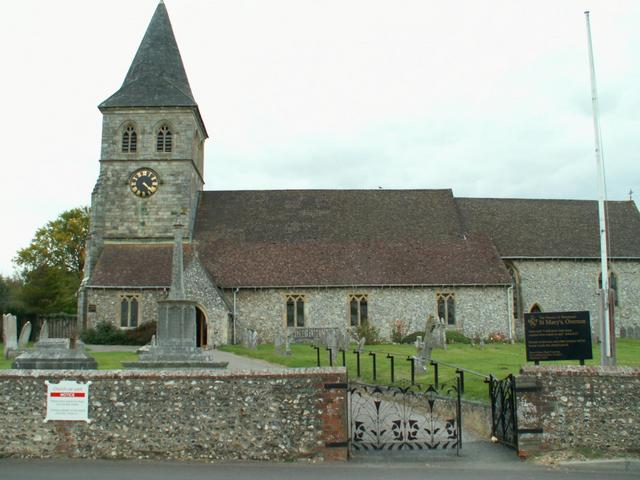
[122,125,137,153]
[349,294,368,327]
[119,294,140,328]
[156,124,172,152]
[285,294,305,327]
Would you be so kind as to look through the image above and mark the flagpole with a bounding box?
[584,11,615,366]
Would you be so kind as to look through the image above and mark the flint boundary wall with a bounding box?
[0,368,348,462]
[516,366,640,457]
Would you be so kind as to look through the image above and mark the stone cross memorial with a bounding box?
[123,219,227,369]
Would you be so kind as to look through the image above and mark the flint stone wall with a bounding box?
[0,368,348,462]
[231,286,510,343]
[513,259,640,336]
[516,366,640,457]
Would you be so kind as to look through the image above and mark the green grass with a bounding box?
[0,344,138,370]
[88,351,138,369]
[220,338,640,402]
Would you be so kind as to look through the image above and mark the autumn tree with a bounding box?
[14,207,90,315]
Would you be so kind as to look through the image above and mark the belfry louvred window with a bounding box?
[122,125,137,153]
[156,124,172,152]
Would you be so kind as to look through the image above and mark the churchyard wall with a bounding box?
[0,368,348,462]
[513,259,640,337]
[231,285,510,343]
[516,366,640,457]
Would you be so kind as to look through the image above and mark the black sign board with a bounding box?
[524,311,593,362]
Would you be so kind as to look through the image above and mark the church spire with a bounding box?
[99,2,197,109]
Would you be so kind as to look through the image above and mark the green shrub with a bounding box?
[81,321,156,346]
[356,323,382,345]
[446,330,471,344]
[401,331,424,344]
[390,320,407,343]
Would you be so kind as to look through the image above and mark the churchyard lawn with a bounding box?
[220,339,640,401]
[1,339,638,401]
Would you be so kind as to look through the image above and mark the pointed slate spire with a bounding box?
[99,2,197,109]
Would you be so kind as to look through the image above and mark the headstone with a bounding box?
[620,326,627,338]
[247,329,258,350]
[326,330,338,364]
[39,320,49,340]
[337,330,350,351]
[632,325,640,339]
[2,314,18,359]
[12,334,97,370]
[18,321,32,349]
[356,336,366,353]
[274,332,285,356]
[284,330,291,356]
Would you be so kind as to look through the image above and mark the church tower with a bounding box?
[91,1,207,249]
[78,2,208,330]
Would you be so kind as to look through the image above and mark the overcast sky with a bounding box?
[1,0,638,276]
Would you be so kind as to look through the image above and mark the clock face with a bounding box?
[129,168,159,198]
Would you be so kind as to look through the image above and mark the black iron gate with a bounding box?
[488,374,518,450]
[349,380,462,454]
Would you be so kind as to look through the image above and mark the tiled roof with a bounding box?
[89,244,173,287]
[457,198,640,258]
[88,192,640,289]
[193,190,511,287]
[99,3,197,109]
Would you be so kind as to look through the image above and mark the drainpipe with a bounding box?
[507,286,514,342]
[232,288,239,344]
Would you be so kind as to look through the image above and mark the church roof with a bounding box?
[99,2,197,109]
[88,191,640,289]
[193,190,512,287]
[457,198,640,258]
[89,244,173,287]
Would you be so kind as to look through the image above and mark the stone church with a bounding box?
[78,2,640,346]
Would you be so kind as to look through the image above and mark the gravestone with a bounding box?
[2,314,18,359]
[355,336,366,353]
[39,320,49,340]
[18,321,32,349]
[337,330,350,352]
[326,329,338,364]
[123,219,227,369]
[274,332,285,356]
[414,315,445,373]
[12,317,97,370]
[245,329,258,350]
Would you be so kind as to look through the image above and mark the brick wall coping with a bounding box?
[0,367,347,381]
[520,365,640,377]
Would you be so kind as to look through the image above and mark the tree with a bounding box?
[13,207,90,315]
[14,207,89,277]
[0,274,24,315]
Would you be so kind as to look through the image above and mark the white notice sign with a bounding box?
[44,380,91,422]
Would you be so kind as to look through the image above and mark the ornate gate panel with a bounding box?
[349,381,461,454]
[489,374,518,450]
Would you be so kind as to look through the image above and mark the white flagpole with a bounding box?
[584,11,614,366]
